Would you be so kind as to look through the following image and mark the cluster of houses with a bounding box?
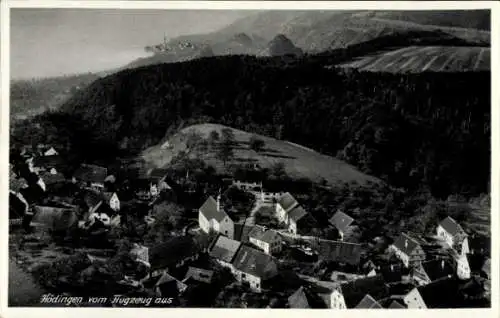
[9,144,175,237]
[194,180,490,308]
[9,146,491,308]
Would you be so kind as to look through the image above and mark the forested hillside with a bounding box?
[11,54,490,199]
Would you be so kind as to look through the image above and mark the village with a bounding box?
[8,141,491,309]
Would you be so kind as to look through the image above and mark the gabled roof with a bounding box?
[420,259,455,282]
[388,300,406,309]
[329,211,354,233]
[199,196,228,222]
[392,233,422,256]
[378,264,403,283]
[288,205,308,222]
[149,168,169,180]
[481,258,490,276]
[277,192,298,212]
[84,190,103,208]
[317,239,362,265]
[73,164,107,184]
[248,226,280,244]
[288,286,327,309]
[416,277,460,308]
[33,155,63,168]
[355,294,383,309]
[31,205,78,231]
[209,235,241,263]
[149,236,199,271]
[439,216,465,237]
[9,192,28,217]
[155,272,187,296]
[231,245,277,279]
[183,267,214,284]
[339,275,389,308]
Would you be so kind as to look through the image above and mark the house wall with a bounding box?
[219,216,234,238]
[457,255,471,280]
[276,204,288,224]
[233,270,263,292]
[249,237,271,254]
[110,194,120,211]
[289,219,297,234]
[390,245,410,267]
[461,237,470,255]
[404,288,427,309]
[437,225,454,247]
[150,184,159,197]
[198,212,211,234]
[329,290,346,309]
[410,246,426,267]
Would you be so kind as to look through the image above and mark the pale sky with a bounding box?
[11,9,252,79]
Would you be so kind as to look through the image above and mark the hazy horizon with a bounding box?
[11,9,253,80]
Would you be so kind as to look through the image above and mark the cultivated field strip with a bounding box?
[340,46,490,73]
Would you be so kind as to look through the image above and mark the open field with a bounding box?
[142,123,379,186]
[339,46,490,73]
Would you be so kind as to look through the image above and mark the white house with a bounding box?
[390,233,426,268]
[275,192,298,224]
[103,192,120,212]
[44,147,59,156]
[437,216,469,254]
[329,210,354,241]
[248,225,282,255]
[198,195,234,238]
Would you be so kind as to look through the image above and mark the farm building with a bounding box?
[30,205,78,233]
[329,275,389,309]
[412,259,455,286]
[403,277,460,309]
[208,235,242,268]
[72,164,108,190]
[437,216,469,253]
[230,245,278,292]
[390,233,426,268]
[248,225,282,255]
[329,210,355,241]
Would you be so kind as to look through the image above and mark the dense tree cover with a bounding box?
[11,52,490,198]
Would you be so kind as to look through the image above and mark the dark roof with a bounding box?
[439,216,465,236]
[10,192,28,217]
[199,196,227,222]
[421,259,455,282]
[388,300,406,309]
[31,205,78,231]
[248,226,280,244]
[102,192,117,202]
[288,205,308,222]
[149,168,168,179]
[416,277,460,308]
[149,236,199,271]
[209,235,241,263]
[392,233,421,256]
[288,286,328,309]
[231,245,277,279]
[233,224,254,242]
[155,272,187,297]
[39,171,66,185]
[316,239,362,265]
[355,294,383,309]
[183,267,214,284]
[73,164,107,183]
[329,211,354,233]
[277,192,298,212]
[33,155,63,168]
[466,253,487,272]
[378,264,403,283]
[339,275,389,308]
[468,235,490,254]
[481,258,490,276]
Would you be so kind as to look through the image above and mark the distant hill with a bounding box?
[127,10,490,69]
[263,34,303,57]
[142,123,379,186]
[10,73,100,120]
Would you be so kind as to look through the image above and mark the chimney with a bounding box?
[405,239,408,249]
[390,264,394,272]
[441,260,445,270]
[216,194,221,212]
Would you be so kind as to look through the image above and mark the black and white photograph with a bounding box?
[3,1,496,313]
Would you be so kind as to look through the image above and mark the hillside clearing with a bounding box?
[141,123,380,186]
[338,46,490,73]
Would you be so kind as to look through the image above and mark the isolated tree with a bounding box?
[216,142,234,166]
[209,130,220,145]
[249,136,265,152]
[221,128,235,145]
